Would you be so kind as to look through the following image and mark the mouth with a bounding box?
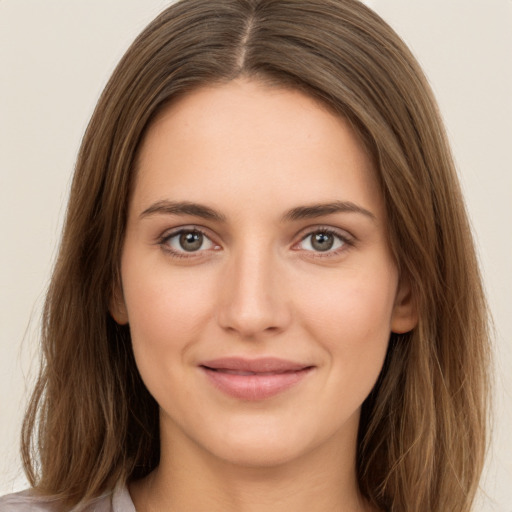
[199,357,314,401]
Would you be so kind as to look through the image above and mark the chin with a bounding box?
[210,439,313,469]
[182,409,359,471]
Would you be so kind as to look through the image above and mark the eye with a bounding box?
[161,228,217,256]
[297,229,349,254]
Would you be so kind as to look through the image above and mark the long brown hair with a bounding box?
[22,1,491,510]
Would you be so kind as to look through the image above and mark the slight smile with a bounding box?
[199,357,315,401]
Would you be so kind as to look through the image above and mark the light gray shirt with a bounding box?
[0,483,135,512]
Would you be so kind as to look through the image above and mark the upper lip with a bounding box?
[199,357,312,373]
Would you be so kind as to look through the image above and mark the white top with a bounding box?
[0,483,136,512]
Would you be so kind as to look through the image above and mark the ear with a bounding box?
[391,276,418,334]
[109,279,129,325]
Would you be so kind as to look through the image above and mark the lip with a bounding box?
[199,357,314,401]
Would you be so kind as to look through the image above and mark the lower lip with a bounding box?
[201,367,313,401]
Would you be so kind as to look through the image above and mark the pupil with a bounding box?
[312,232,334,251]
[180,231,203,251]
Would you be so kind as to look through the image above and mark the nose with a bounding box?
[216,244,291,339]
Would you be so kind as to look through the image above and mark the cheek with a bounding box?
[299,269,396,336]
[295,267,397,382]
[121,262,218,410]
[121,258,215,360]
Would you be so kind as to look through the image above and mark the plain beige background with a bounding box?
[1,1,511,510]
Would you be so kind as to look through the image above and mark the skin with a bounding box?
[112,78,417,512]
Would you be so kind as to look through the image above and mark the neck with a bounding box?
[130,417,373,512]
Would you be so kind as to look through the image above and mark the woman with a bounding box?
[0,0,490,511]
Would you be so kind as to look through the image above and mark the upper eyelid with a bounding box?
[159,224,352,238]
[160,225,215,240]
[295,224,354,242]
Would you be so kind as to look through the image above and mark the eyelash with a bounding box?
[157,227,218,259]
[157,226,354,260]
[295,227,354,259]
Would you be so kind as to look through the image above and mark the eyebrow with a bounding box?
[280,201,375,222]
[139,200,375,223]
[140,200,227,222]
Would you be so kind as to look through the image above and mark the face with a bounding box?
[112,78,416,469]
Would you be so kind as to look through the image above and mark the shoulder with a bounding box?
[0,484,132,512]
[0,489,65,511]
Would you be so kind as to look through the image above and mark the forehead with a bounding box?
[132,78,383,221]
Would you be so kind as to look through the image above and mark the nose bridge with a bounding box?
[217,239,289,337]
